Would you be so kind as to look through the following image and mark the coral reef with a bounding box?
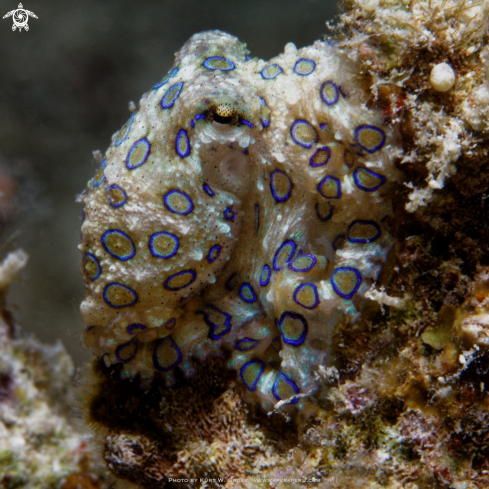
[0,250,106,489]
[76,0,489,487]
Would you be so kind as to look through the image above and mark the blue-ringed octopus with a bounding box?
[80,30,401,411]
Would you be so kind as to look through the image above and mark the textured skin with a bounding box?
[80,31,400,411]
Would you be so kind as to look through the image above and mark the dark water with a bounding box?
[0,0,338,364]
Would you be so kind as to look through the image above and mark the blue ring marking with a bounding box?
[197,304,232,340]
[164,318,177,331]
[315,201,333,222]
[163,269,197,291]
[273,240,297,271]
[224,206,236,222]
[331,267,362,300]
[163,189,194,215]
[310,147,331,167]
[354,125,386,153]
[191,114,206,127]
[203,56,235,71]
[84,253,101,281]
[103,282,138,309]
[317,175,341,199]
[126,138,151,170]
[332,234,346,251]
[161,82,184,109]
[255,204,260,234]
[261,63,283,79]
[294,58,316,75]
[207,244,221,263]
[347,220,381,243]
[149,231,179,259]
[153,67,178,90]
[293,283,319,310]
[127,324,147,335]
[240,360,265,392]
[236,338,259,351]
[114,114,134,146]
[320,81,340,105]
[241,119,254,129]
[225,273,238,291]
[175,129,191,158]
[105,184,127,208]
[115,340,138,363]
[272,372,300,404]
[288,254,316,273]
[278,311,308,346]
[241,119,254,128]
[290,119,318,148]
[270,169,292,203]
[203,183,215,197]
[259,264,271,286]
[239,282,257,303]
[259,97,270,128]
[92,159,106,187]
[101,230,136,261]
[153,337,182,371]
[353,167,387,192]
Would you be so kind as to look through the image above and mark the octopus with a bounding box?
[79,31,401,411]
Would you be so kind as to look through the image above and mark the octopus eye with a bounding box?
[208,103,238,125]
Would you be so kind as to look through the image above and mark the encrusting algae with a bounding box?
[3,0,489,487]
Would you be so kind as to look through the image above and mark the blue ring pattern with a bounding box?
[320,81,340,105]
[240,360,265,392]
[163,269,197,291]
[175,129,191,158]
[114,114,134,146]
[273,240,297,271]
[331,267,362,299]
[103,282,138,309]
[101,230,135,261]
[272,372,300,404]
[239,282,257,303]
[278,311,308,346]
[260,63,283,79]
[126,138,150,170]
[163,189,194,215]
[294,58,316,75]
[207,244,221,263]
[161,82,184,109]
[259,264,271,286]
[203,56,235,71]
[149,231,180,259]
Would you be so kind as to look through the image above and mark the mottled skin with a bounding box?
[80,31,400,411]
